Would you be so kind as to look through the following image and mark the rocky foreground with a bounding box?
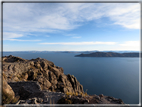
[2,55,127,105]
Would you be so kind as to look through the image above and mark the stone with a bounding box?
[95,96,100,100]
[34,62,41,69]
[49,71,56,81]
[78,94,82,98]
[40,61,48,69]
[24,73,28,80]
[52,67,61,79]
[18,86,32,100]
[68,95,72,98]
[13,76,19,82]
[43,70,50,80]
[99,94,104,97]
[30,61,34,66]
[63,88,68,93]
[108,99,112,101]
[36,76,51,90]
[2,75,15,104]
[31,97,38,104]
[37,98,43,103]
[16,100,27,104]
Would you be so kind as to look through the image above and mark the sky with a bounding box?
[3,3,140,51]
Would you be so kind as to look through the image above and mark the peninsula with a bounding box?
[75,52,139,57]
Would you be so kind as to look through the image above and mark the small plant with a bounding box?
[75,92,78,96]
[66,91,80,97]
[80,92,83,96]
[84,92,88,96]
[66,91,73,96]
[72,92,75,96]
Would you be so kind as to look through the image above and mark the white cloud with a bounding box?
[46,35,50,37]
[3,32,41,41]
[118,41,140,51]
[107,4,140,29]
[3,3,140,35]
[64,34,77,36]
[8,39,41,42]
[72,36,81,38]
[39,41,116,45]
[3,32,23,40]
[119,41,140,47]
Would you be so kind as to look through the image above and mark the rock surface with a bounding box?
[2,55,126,105]
[3,55,84,94]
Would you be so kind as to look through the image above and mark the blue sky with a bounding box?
[3,3,140,51]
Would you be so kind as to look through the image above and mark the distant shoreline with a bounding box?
[75,52,139,57]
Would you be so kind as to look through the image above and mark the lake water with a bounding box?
[3,52,139,104]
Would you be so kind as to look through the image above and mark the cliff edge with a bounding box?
[2,55,126,105]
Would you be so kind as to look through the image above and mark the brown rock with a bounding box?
[63,88,68,93]
[36,76,51,90]
[99,94,104,97]
[52,67,62,79]
[2,75,15,104]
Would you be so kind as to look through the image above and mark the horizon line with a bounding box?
[2,50,140,52]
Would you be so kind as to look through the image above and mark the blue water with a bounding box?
[3,52,139,104]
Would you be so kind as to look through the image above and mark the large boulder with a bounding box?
[2,75,16,104]
[18,86,32,100]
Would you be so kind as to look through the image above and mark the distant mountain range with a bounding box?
[75,52,139,57]
[3,50,139,54]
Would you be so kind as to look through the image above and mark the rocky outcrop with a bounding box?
[2,55,126,105]
[3,55,84,94]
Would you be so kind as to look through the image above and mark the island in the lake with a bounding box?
[75,52,139,57]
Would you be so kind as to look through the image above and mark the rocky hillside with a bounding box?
[3,55,83,94]
[2,55,127,105]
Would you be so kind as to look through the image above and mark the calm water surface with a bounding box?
[3,52,139,104]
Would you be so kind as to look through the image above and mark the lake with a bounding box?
[3,52,139,104]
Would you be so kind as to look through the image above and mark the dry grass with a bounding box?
[66,91,88,97]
